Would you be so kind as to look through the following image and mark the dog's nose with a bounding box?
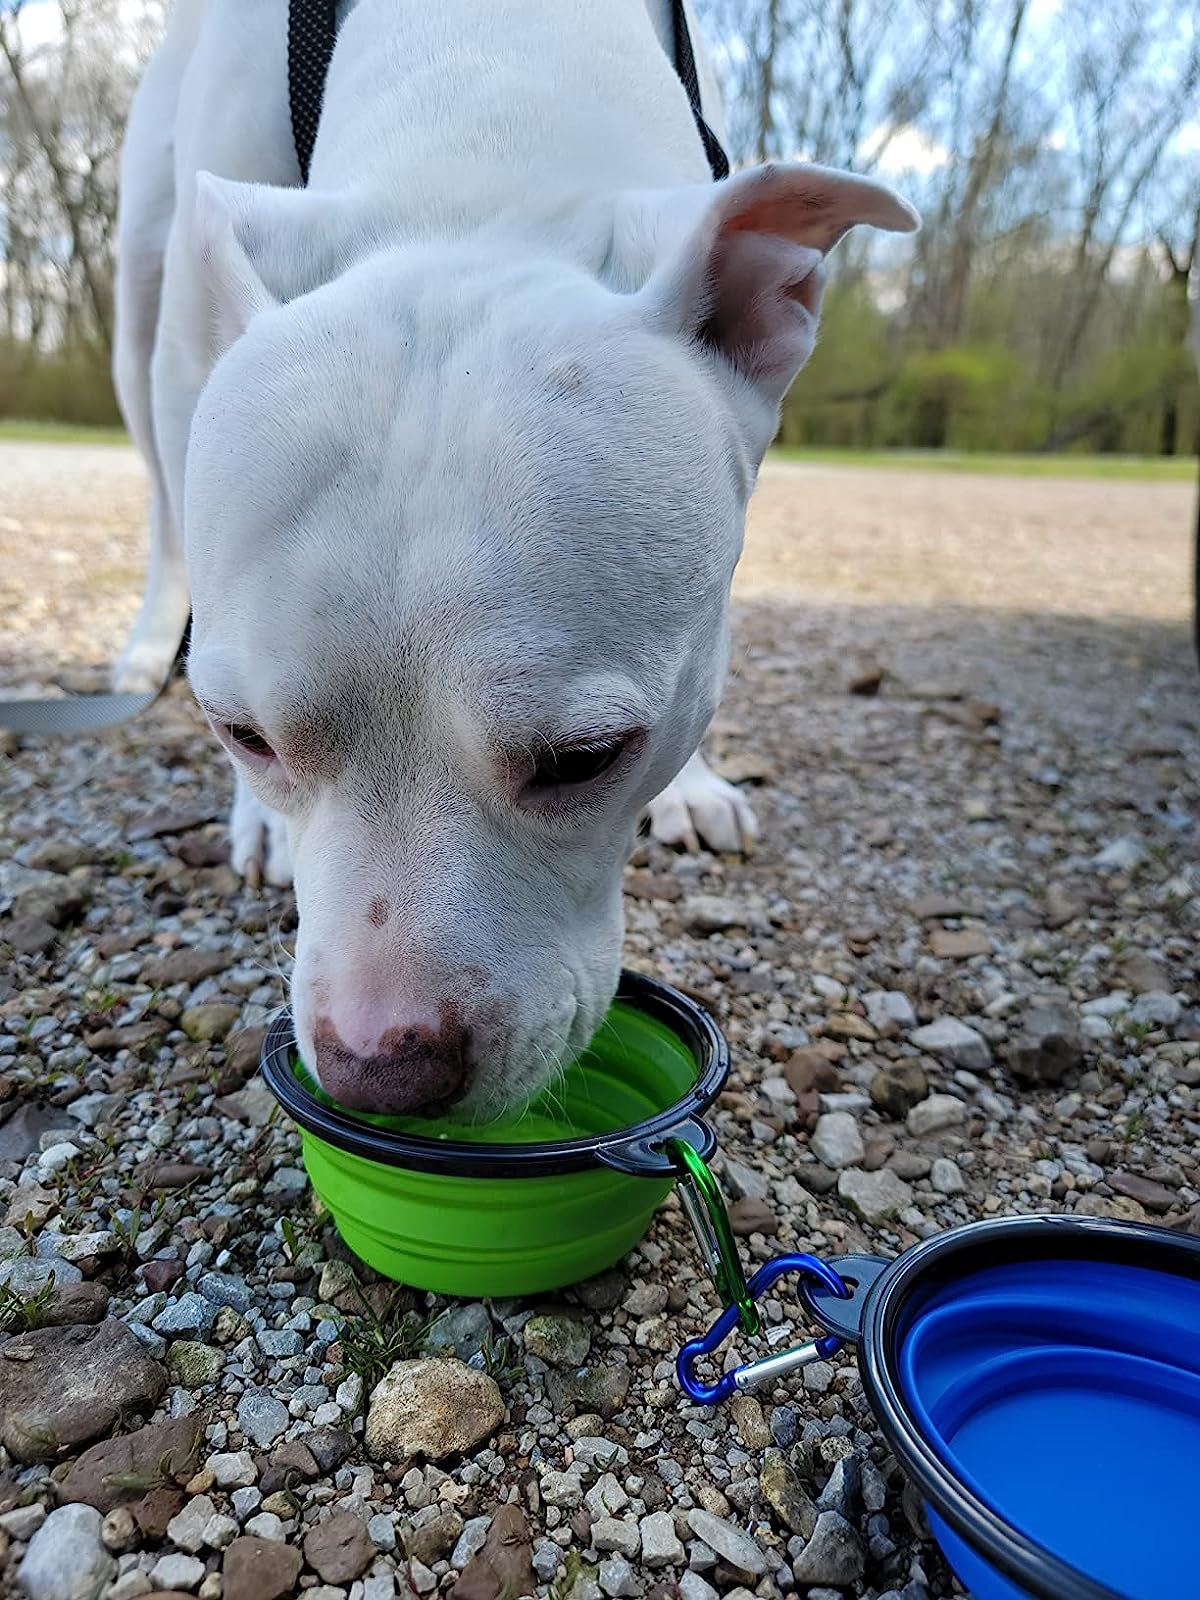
[312,1012,467,1115]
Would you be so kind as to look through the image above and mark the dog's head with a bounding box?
[185,163,916,1118]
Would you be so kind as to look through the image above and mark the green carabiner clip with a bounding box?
[667,1137,761,1338]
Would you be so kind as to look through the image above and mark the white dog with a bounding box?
[113,0,916,1118]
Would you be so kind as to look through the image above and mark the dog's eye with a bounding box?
[530,734,631,789]
[225,723,277,761]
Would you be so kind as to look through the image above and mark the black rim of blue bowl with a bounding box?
[857,1214,1200,1600]
[258,969,728,1179]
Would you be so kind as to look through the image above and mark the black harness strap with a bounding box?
[288,0,338,185]
[668,0,730,181]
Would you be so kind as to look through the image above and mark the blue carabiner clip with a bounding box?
[677,1253,849,1404]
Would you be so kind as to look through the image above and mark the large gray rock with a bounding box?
[364,1358,504,1462]
[17,1504,114,1600]
[837,1167,914,1224]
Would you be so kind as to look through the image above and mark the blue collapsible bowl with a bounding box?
[801,1214,1200,1600]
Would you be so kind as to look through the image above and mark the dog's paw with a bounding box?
[111,637,178,696]
[646,753,758,855]
[230,777,293,888]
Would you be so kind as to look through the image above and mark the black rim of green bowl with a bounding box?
[258,970,729,1179]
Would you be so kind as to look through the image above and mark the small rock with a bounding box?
[424,1302,494,1362]
[810,1112,865,1170]
[167,1341,225,1387]
[149,1552,206,1590]
[591,1517,640,1559]
[906,1093,968,1138]
[166,1494,218,1553]
[139,948,233,986]
[790,1510,865,1586]
[759,1449,818,1536]
[863,991,917,1031]
[870,1064,929,1120]
[1108,1171,1176,1213]
[598,1554,638,1597]
[152,1294,218,1338]
[1093,836,1145,871]
[847,662,884,695]
[207,1451,257,1488]
[1008,1003,1083,1087]
[837,1167,914,1224]
[450,1504,535,1600]
[17,1503,114,1600]
[197,1272,253,1313]
[683,895,758,932]
[930,1157,964,1195]
[639,1510,684,1569]
[221,1536,302,1600]
[928,927,992,959]
[728,1393,771,1451]
[365,1358,504,1462]
[523,1313,591,1369]
[304,1427,355,1473]
[1129,991,1182,1028]
[452,1516,492,1570]
[304,1512,375,1582]
[624,1281,668,1317]
[685,1509,768,1577]
[909,1017,991,1072]
[546,1363,630,1419]
[407,1508,464,1566]
[236,1389,290,1449]
[180,1004,240,1043]
[817,1456,861,1520]
[678,1574,719,1600]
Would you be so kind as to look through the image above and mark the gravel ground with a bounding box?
[1,441,1198,1600]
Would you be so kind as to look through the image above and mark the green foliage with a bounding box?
[0,339,123,427]
[336,1297,436,1395]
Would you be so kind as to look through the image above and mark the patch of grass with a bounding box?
[0,1276,59,1333]
[0,419,129,446]
[475,1330,524,1393]
[1121,1109,1149,1142]
[336,1298,436,1395]
[548,1551,593,1600]
[770,445,1196,482]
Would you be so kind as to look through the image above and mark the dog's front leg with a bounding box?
[229,767,293,888]
[645,750,757,855]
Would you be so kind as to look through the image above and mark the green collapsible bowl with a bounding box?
[259,971,728,1297]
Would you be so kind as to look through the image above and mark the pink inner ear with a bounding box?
[724,189,828,243]
[699,229,824,390]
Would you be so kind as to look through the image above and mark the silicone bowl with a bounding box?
[259,971,728,1297]
[802,1215,1200,1600]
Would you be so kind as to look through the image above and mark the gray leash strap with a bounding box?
[0,616,190,737]
[0,688,166,737]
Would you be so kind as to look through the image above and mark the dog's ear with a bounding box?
[637,162,918,453]
[194,172,360,357]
